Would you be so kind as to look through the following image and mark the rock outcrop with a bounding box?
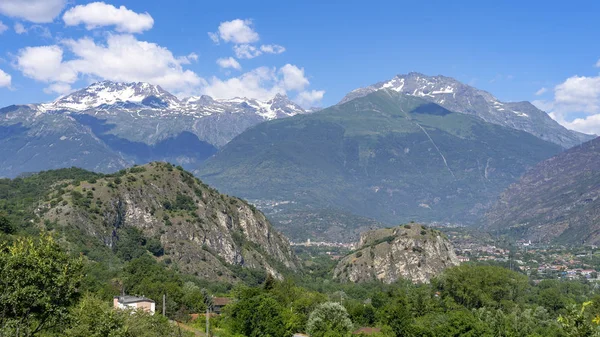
[333,224,459,284]
[39,162,299,282]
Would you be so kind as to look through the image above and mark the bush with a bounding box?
[306,302,354,337]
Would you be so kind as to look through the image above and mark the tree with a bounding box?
[306,302,354,337]
[226,291,289,337]
[0,234,84,336]
[434,265,529,309]
[0,213,14,234]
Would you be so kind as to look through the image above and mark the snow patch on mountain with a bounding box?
[36,81,307,120]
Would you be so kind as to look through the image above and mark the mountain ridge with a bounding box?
[340,72,593,148]
[484,136,600,244]
[198,90,563,239]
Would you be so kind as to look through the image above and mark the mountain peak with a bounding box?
[339,72,591,148]
[46,80,181,111]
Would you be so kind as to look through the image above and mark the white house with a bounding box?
[113,295,156,314]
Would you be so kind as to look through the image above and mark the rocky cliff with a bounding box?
[37,162,299,281]
[333,224,459,283]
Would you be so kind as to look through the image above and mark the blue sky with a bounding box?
[1,0,600,133]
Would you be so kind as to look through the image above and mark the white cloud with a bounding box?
[535,87,547,96]
[16,45,77,83]
[208,32,220,44]
[63,2,154,33]
[12,23,52,37]
[535,74,600,135]
[280,64,309,91]
[14,22,26,34]
[0,21,7,34]
[0,69,11,88]
[234,44,262,59]
[216,57,241,70]
[296,90,325,107]
[202,64,323,107]
[0,0,67,23]
[260,44,285,55]
[213,19,259,44]
[596,59,600,68]
[16,34,204,96]
[44,82,72,95]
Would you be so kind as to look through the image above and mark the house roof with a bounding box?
[353,327,382,335]
[213,297,232,306]
[115,295,155,304]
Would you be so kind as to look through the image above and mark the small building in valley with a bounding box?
[113,295,156,314]
[212,297,232,314]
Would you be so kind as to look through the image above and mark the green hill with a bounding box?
[0,163,299,283]
[198,90,562,236]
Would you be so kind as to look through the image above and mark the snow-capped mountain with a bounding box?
[0,81,309,178]
[39,81,306,121]
[43,81,182,111]
[340,72,593,148]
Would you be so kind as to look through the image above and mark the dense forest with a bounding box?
[2,167,600,336]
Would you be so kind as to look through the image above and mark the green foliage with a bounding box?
[434,265,529,309]
[0,213,14,234]
[0,235,84,336]
[225,289,290,337]
[306,302,354,337]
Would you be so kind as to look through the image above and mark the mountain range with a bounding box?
[198,90,563,240]
[1,73,595,243]
[0,81,307,177]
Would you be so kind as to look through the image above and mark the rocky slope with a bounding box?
[37,162,299,281]
[484,136,600,245]
[333,224,459,283]
[0,81,307,178]
[198,90,562,236]
[340,72,593,148]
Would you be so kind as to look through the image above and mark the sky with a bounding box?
[1,0,600,133]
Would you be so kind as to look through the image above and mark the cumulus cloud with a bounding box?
[234,44,262,59]
[0,0,67,23]
[63,2,154,33]
[260,44,285,54]
[534,75,600,135]
[296,90,325,107]
[211,19,259,44]
[44,82,72,95]
[16,34,204,96]
[535,87,547,96]
[0,21,7,34]
[202,64,323,107]
[14,23,26,34]
[0,69,11,88]
[216,57,241,70]
[209,19,285,61]
[280,64,309,91]
[16,45,77,83]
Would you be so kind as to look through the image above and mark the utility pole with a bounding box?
[163,294,166,316]
[206,305,210,337]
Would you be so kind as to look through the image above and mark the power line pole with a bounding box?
[163,294,166,316]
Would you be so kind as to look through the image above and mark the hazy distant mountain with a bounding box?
[340,72,593,148]
[484,136,600,245]
[0,81,308,177]
[198,90,562,239]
